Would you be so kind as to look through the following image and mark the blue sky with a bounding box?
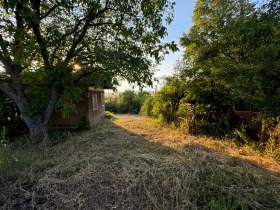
[117,0,196,92]
[157,0,196,77]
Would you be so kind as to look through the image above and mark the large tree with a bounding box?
[180,0,280,115]
[0,0,176,143]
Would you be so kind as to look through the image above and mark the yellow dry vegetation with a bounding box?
[1,115,279,209]
[116,115,280,172]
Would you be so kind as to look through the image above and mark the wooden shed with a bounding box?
[50,87,105,129]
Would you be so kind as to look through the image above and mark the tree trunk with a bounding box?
[22,115,48,144]
[15,86,58,144]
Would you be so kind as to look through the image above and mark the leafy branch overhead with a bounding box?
[0,0,177,143]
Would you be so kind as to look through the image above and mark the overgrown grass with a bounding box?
[0,116,279,209]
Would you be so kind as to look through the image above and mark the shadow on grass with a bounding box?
[1,118,280,209]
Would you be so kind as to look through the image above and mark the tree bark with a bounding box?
[22,115,48,144]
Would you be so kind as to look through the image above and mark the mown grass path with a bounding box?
[2,115,280,209]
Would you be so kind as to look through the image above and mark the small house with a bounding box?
[50,87,106,129]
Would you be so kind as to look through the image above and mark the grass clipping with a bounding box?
[2,115,280,209]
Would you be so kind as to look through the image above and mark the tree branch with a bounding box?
[50,19,86,63]
[31,0,41,18]
[223,52,239,64]
[14,1,25,72]
[0,51,12,73]
[236,49,247,61]
[64,21,91,63]
[29,15,51,68]
[40,2,61,20]
[0,35,11,60]
[64,0,111,63]
[42,85,58,124]
[0,80,24,111]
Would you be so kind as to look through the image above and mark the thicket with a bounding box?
[105,90,151,114]
[140,0,280,156]
[0,93,27,142]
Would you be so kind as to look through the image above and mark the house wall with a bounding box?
[50,88,105,128]
[50,97,88,128]
[88,88,105,126]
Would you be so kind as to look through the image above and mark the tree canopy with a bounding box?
[180,0,280,115]
[0,0,177,143]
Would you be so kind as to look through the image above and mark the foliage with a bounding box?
[0,140,31,182]
[173,0,280,150]
[78,115,90,131]
[118,90,138,113]
[0,0,177,143]
[105,94,119,113]
[264,134,280,160]
[232,125,253,145]
[0,92,27,139]
[140,96,154,116]
[104,111,116,120]
[151,60,188,125]
[180,0,280,114]
[105,90,151,114]
[177,103,194,134]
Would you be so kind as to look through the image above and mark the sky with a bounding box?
[117,0,196,92]
[158,0,196,76]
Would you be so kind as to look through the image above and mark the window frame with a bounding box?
[92,93,98,110]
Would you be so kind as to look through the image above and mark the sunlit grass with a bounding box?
[115,115,280,172]
[1,115,279,209]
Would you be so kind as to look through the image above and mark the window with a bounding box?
[92,94,98,110]
[101,93,105,107]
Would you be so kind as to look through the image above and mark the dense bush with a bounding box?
[0,93,27,140]
[105,95,119,113]
[105,90,151,114]
[140,96,154,116]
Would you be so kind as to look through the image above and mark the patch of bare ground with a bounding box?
[2,115,280,209]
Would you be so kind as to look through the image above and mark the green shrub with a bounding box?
[140,96,154,116]
[156,114,167,125]
[106,91,151,114]
[0,141,31,180]
[48,127,72,145]
[233,125,252,145]
[0,126,8,146]
[104,111,116,120]
[178,118,191,134]
[78,115,90,130]
[264,136,280,160]
[0,93,27,139]
[263,129,280,160]
[105,96,118,113]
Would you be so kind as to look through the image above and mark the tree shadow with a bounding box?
[3,118,280,209]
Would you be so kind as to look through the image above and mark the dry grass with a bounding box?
[1,115,280,209]
[116,116,280,172]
